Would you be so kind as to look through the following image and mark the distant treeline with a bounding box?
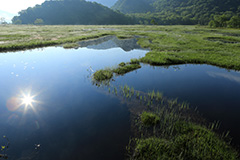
[209,11,240,28]
[12,0,240,28]
[113,0,240,27]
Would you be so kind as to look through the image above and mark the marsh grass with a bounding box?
[1,25,240,70]
[93,61,142,82]
[141,111,160,126]
[103,84,238,160]
[93,69,113,81]
[133,124,238,160]
[129,101,238,160]
[62,43,79,49]
[113,63,141,75]
[0,25,111,52]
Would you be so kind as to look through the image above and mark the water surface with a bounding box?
[0,37,147,160]
[113,64,240,147]
[0,36,240,160]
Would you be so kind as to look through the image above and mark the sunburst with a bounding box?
[20,91,37,109]
[21,94,34,107]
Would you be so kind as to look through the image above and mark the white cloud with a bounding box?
[207,71,240,84]
[0,0,45,14]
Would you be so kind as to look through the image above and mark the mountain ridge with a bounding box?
[12,0,134,25]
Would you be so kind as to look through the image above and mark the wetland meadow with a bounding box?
[0,25,240,159]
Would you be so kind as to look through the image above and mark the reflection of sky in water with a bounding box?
[207,71,240,84]
[0,42,147,160]
[1,37,240,157]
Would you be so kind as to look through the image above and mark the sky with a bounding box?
[0,0,45,14]
[0,0,45,22]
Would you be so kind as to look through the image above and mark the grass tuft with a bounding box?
[141,111,160,126]
[113,63,141,75]
[134,123,238,160]
[93,69,113,81]
[93,62,141,82]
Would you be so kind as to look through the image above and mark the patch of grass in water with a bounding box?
[141,111,160,126]
[110,86,239,160]
[118,62,126,67]
[93,61,141,82]
[100,84,238,159]
[93,69,113,81]
[113,63,141,75]
[130,58,140,64]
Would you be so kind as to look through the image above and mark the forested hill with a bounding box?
[112,0,155,14]
[12,0,133,25]
[112,0,240,25]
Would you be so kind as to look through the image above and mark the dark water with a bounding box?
[0,37,147,160]
[113,64,240,147]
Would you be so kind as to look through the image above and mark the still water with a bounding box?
[0,36,240,159]
[113,64,240,147]
[0,36,147,160]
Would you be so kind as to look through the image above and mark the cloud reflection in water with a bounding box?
[207,71,240,84]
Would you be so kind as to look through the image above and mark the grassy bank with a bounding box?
[0,25,111,52]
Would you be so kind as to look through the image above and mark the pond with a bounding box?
[0,36,147,160]
[0,36,240,159]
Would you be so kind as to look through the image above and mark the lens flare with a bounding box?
[6,89,41,113]
[20,92,36,108]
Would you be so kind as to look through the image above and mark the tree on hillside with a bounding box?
[150,19,158,25]
[34,18,44,25]
[209,12,240,28]
[0,17,7,24]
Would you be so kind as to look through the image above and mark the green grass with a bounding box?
[62,43,79,49]
[141,111,160,126]
[130,107,239,160]
[134,124,238,160]
[93,62,142,82]
[130,58,140,64]
[110,86,239,159]
[93,69,113,81]
[136,26,240,70]
[0,25,111,52]
[113,63,141,75]
[1,25,240,70]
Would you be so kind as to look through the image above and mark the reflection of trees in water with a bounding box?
[78,36,144,51]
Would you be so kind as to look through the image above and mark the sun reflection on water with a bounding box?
[20,92,36,108]
[6,89,40,113]
[19,90,40,114]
